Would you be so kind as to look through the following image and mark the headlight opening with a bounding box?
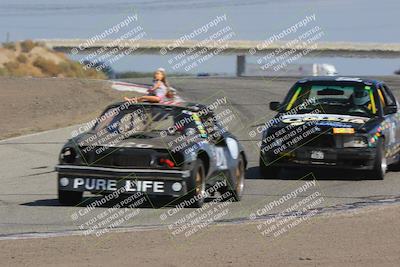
[60,147,77,163]
[343,136,368,148]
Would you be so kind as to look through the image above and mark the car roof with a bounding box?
[297,76,383,86]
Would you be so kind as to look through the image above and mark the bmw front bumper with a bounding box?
[260,147,377,170]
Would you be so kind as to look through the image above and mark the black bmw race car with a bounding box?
[56,102,246,207]
[260,77,400,180]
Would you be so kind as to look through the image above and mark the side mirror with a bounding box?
[384,105,397,115]
[269,101,280,111]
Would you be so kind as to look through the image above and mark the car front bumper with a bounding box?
[56,165,191,196]
[260,147,376,170]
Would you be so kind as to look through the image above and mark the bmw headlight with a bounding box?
[343,136,368,148]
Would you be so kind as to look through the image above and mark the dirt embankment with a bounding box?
[0,77,139,139]
[0,41,106,79]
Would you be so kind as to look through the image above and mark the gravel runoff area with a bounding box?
[0,204,399,267]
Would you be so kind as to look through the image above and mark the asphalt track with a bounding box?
[1,76,400,239]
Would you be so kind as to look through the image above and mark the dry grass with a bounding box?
[0,40,106,79]
[20,40,37,53]
[16,54,28,63]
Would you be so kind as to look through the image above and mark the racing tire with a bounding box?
[184,159,206,208]
[366,139,387,180]
[58,190,83,206]
[259,156,280,179]
[229,155,245,201]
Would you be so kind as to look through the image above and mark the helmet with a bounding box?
[352,89,370,105]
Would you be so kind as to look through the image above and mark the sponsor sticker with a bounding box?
[332,127,355,134]
[61,178,169,193]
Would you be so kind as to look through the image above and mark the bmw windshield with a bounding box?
[283,82,381,117]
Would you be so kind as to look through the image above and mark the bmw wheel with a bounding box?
[259,156,280,179]
[367,139,386,180]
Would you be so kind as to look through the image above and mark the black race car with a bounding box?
[260,77,400,180]
[56,102,246,207]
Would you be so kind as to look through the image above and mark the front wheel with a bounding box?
[259,156,280,179]
[58,190,83,205]
[366,140,387,180]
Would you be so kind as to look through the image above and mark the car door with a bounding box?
[202,112,229,166]
[379,83,400,157]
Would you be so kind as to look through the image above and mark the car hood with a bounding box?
[276,113,375,131]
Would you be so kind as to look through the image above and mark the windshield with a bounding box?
[284,82,379,117]
[93,106,189,136]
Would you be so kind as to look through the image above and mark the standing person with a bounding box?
[124,68,168,103]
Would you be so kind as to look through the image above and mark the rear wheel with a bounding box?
[229,155,245,201]
[367,140,386,180]
[259,156,280,179]
[58,190,83,205]
[185,159,206,208]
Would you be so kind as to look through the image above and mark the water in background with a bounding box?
[1,0,399,75]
